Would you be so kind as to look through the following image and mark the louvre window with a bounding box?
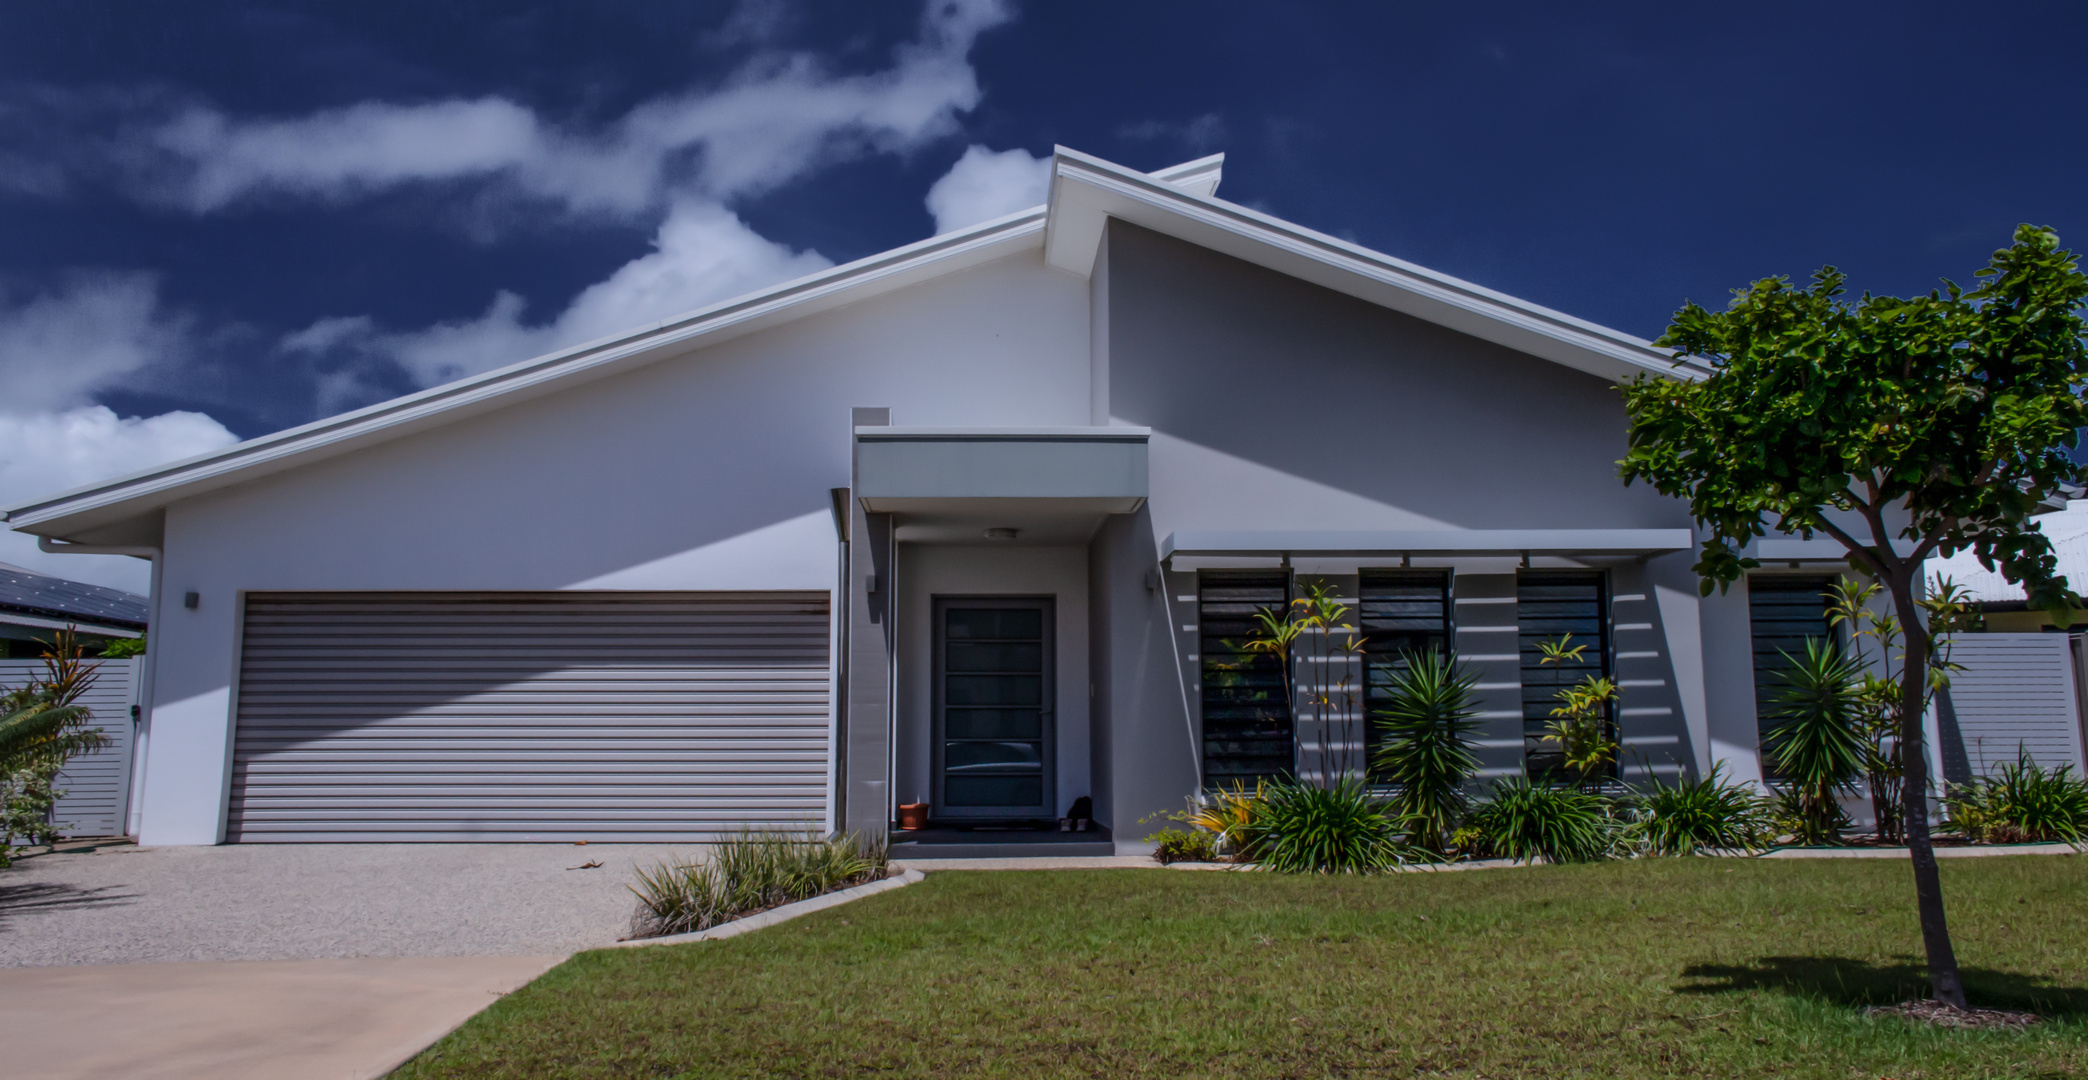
[1360,570,1452,778]
[1517,571,1610,779]
[1199,572,1293,787]
[1747,575,1839,779]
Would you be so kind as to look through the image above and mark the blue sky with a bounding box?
[2,0,2084,589]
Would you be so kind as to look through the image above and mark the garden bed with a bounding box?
[395,855,2087,1079]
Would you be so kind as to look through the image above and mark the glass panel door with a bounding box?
[935,598,1053,819]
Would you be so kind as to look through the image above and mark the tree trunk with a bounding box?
[1890,580,1969,1009]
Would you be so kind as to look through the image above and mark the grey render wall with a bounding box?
[1089,506,1202,846]
[1096,221,1709,813]
[1105,222,1683,535]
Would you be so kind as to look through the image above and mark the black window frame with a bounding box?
[1516,570,1612,781]
[1197,571,1294,789]
[1746,574,1841,782]
[1359,569,1454,782]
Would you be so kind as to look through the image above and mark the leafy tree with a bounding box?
[99,635,146,659]
[1617,224,2088,1009]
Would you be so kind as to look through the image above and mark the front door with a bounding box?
[933,597,1054,820]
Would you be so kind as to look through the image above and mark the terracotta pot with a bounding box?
[897,803,930,831]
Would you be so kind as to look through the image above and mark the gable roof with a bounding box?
[0,562,149,631]
[3,149,1693,544]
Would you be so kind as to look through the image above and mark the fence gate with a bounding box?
[0,656,138,838]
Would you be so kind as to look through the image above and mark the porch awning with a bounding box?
[855,426,1148,512]
[1159,528,1694,561]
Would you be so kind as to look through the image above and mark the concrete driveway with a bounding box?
[1,839,692,1078]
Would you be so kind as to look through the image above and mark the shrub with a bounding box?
[1945,753,2088,845]
[629,830,887,938]
[1370,650,1481,853]
[1464,778,1620,863]
[1629,765,1775,855]
[1769,785,1853,846]
[1185,781,1261,856]
[1,630,110,862]
[1532,635,1620,786]
[1146,827,1220,864]
[1762,639,1868,844]
[1237,779,1416,874]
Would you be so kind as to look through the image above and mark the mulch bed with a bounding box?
[1864,1000,2043,1029]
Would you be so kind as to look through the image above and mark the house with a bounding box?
[0,560,146,658]
[1920,504,2088,781]
[0,561,146,837]
[2,148,1937,854]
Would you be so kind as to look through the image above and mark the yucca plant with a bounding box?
[1763,638,1867,845]
[1945,753,2088,846]
[1237,779,1415,873]
[1463,778,1620,863]
[1370,649,1481,853]
[1629,764,1776,855]
[628,830,887,938]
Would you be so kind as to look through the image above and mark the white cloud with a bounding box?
[1117,112,1228,152]
[0,406,237,593]
[131,0,1013,220]
[924,144,1049,233]
[0,275,182,412]
[299,197,833,387]
[0,278,237,593]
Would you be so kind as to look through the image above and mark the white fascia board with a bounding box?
[0,610,144,636]
[1045,147,1705,386]
[4,208,1047,539]
[1751,536,1919,561]
[855,426,1151,440]
[1147,153,1224,198]
[1160,528,1695,560]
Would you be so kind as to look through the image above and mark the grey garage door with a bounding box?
[228,592,832,842]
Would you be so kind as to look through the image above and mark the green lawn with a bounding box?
[397,856,2088,1079]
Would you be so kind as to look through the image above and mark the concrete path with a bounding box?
[1,954,560,1080]
[1,839,680,967]
[0,840,690,1078]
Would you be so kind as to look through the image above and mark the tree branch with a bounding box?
[1816,515,1891,578]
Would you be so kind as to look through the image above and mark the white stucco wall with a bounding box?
[138,250,1092,844]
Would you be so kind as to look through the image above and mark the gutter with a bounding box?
[37,537,161,838]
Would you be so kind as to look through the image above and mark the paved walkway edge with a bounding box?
[1756,842,2079,859]
[610,868,927,948]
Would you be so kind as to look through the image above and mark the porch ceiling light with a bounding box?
[983,527,1020,541]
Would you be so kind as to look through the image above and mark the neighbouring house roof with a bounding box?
[0,561,149,632]
[1924,502,2088,605]
[2,149,1696,546]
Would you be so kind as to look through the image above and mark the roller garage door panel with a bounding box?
[229,592,832,842]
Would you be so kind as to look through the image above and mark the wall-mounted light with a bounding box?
[983,527,1019,541]
[183,591,199,609]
